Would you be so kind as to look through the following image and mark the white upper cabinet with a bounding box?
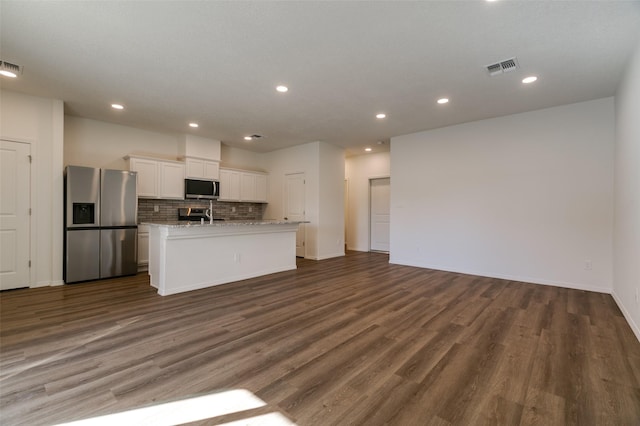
[185,157,220,180]
[255,174,268,202]
[219,167,268,203]
[129,157,158,197]
[204,161,220,180]
[219,168,241,201]
[241,173,257,202]
[125,155,185,200]
[160,161,186,199]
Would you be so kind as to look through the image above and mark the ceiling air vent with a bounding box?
[486,57,519,76]
[0,60,23,77]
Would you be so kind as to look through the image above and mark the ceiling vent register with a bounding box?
[486,57,519,76]
[0,60,22,75]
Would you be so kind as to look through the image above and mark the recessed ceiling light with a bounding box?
[522,76,538,84]
[276,85,289,93]
[437,98,449,104]
[189,122,199,128]
[376,113,386,119]
[244,136,253,141]
[111,104,124,110]
[365,148,372,152]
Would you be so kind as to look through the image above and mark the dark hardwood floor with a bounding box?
[1,251,639,425]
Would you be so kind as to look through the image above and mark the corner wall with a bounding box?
[613,40,640,340]
[345,152,390,251]
[64,116,182,169]
[390,98,615,293]
[264,141,344,260]
[318,142,345,259]
[1,90,64,287]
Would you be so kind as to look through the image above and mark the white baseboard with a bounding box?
[389,258,613,294]
[33,280,65,288]
[316,251,345,261]
[611,290,640,343]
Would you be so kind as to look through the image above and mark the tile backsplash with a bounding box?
[138,199,266,223]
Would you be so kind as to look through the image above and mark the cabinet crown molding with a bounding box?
[124,154,184,165]
[220,166,268,175]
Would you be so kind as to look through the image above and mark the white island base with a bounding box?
[146,221,302,296]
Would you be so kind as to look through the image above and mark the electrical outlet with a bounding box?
[231,206,236,213]
[584,260,592,270]
[249,207,253,213]
[153,204,159,213]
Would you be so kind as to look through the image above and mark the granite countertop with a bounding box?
[142,219,307,228]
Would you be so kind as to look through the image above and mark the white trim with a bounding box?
[0,137,35,288]
[158,265,297,296]
[389,257,613,294]
[314,252,346,261]
[284,171,306,258]
[611,290,640,343]
[35,280,64,288]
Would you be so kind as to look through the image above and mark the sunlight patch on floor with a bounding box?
[53,389,295,426]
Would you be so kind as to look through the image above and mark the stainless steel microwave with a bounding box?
[184,178,219,200]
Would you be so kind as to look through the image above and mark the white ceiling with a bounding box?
[2,1,639,156]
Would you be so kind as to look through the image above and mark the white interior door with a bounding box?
[370,177,390,253]
[285,173,305,257]
[1,140,31,290]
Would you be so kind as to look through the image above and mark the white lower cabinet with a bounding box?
[138,224,149,271]
[219,168,268,202]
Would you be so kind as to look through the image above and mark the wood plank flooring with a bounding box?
[1,251,639,425]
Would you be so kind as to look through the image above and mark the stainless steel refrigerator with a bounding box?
[64,166,138,283]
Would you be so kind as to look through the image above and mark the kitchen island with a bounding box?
[144,220,305,296]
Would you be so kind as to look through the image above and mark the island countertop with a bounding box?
[142,219,307,228]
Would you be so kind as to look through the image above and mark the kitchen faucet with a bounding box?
[205,200,213,224]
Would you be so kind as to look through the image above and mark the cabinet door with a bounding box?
[138,229,149,268]
[131,158,158,198]
[241,173,257,201]
[185,158,205,179]
[255,174,268,202]
[159,162,185,199]
[204,161,220,180]
[220,169,240,200]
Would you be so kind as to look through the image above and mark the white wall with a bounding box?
[65,116,182,169]
[180,134,221,161]
[264,141,345,260]
[613,40,640,340]
[220,144,266,172]
[264,142,319,258]
[1,90,64,287]
[390,98,615,293]
[345,152,390,251]
[318,142,345,259]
